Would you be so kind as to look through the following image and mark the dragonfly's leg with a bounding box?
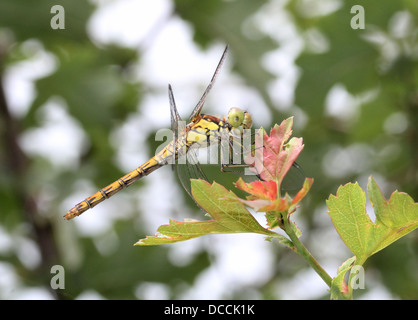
[219,136,249,173]
[221,163,249,173]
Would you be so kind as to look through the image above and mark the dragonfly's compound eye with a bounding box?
[228,107,245,128]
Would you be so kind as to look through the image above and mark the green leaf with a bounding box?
[327,176,418,264]
[136,180,281,246]
[326,182,372,260]
[135,218,235,245]
[173,0,278,110]
[367,177,418,256]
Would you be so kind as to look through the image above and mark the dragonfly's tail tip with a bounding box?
[63,213,72,220]
[63,209,78,220]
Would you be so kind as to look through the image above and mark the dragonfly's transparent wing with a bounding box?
[169,84,209,200]
[177,146,209,200]
[168,84,181,131]
[168,84,183,169]
[281,162,306,195]
[188,45,229,123]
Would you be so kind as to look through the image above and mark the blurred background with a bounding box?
[0,0,417,299]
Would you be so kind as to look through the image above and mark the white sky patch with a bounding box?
[303,27,330,54]
[135,168,185,234]
[137,19,227,95]
[0,226,13,254]
[167,237,206,268]
[87,0,173,48]
[180,234,275,299]
[322,143,374,178]
[135,281,170,300]
[273,268,330,299]
[19,98,87,170]
[325,84,359,122]
[296,0,343,18]
[4,40,57,118]
[15,237,41,270]
[325,84,379,124]
[61,178,136,238]
[75,289,106,300]
[263,49,301,110]
[388,10,416,40]
[383,112,409,135]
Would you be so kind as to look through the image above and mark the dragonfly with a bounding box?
[64,45,254,220]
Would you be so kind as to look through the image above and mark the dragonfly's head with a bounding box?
[227,107,252,132]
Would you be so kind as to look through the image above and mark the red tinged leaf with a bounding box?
[236,177,313,213]
[246,118,304,192]
[235,178,278,201]
[292,178,314,205]
[237,117,312,215]
[137,118,313,245]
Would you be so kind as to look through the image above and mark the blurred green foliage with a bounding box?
[0,0,416,299]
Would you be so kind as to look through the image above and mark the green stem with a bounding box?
[282,213,333,288]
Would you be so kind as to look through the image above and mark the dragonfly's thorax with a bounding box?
[185,114,226,147]
[153,114,228,166]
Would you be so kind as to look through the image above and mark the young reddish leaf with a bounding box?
[235,177,313,214]
[330,256,356,300]
[235,178,278,201]
[235,178,288,212]
[292,178,314,205]
[247,118,304,190]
